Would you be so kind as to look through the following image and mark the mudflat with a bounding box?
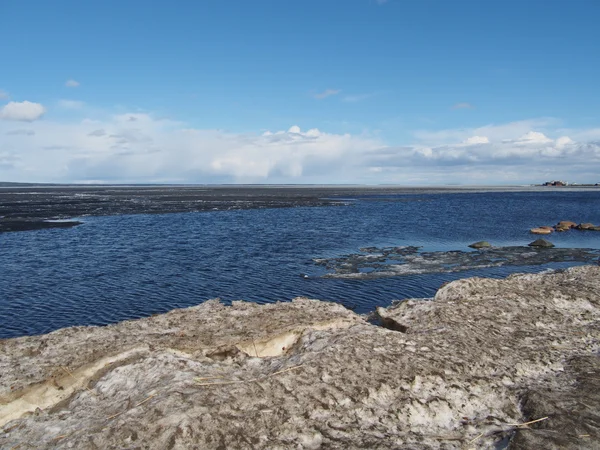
[0,184,590,233]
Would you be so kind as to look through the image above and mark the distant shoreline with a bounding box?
[1,184,598,233]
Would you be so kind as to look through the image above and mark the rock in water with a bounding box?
[528,238,555,248]
[1,266,599,449]
[577,223,596,230]
[530,227,553,235]
[468,241,492,249]
[556,220,577,229]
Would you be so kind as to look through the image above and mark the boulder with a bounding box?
[528,239,555,248]
[530,227,553,235]
[577,223,596,230]
[557,221,577,229]
[468,241,492,249]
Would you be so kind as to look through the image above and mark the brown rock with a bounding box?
[530,227,553,235]
[577,223,596,230]
[557,221,577,229]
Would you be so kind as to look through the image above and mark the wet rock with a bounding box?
[528,239,555,248]
[577,223,597,230]
[556,220,577,229]
[468,241,492,249]
[318,245,598,279]
[0,219,82,233]
[530,227,553,235]
[1,266,599,449]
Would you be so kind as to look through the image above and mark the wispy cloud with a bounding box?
[65,79,80,88]
[312,89,341,99]
[452,102,474,109]
[5,129,35,136]
[58,99,85,109]
[0,90,9,100]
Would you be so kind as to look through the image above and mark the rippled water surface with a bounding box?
[2,190,600,338]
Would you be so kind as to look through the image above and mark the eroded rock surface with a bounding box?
[315,245,599,279]
[1,266,599,449]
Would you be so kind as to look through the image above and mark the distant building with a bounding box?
[543,180,568,186]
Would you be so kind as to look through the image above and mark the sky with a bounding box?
[1,0,600,185]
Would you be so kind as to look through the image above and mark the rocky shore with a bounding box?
[1,266,599,449]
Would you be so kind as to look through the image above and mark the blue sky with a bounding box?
[1,0,600,184]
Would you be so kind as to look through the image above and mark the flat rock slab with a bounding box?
[315,245,599,278]
[1,266,599,449]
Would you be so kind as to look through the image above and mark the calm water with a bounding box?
[2,190,600,338]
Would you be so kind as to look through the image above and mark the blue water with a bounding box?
[1,190,600,339]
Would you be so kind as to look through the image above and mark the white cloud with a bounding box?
[509,131,553,144]
[312,89,341,99]
[65,79,80,88]
[463,136,489,145]
[58,99,85,109]
[0,101,46,122]
[0,111,599,185]
[556,136,573,149]
[0,90,8,100]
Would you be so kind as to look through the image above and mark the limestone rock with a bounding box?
[1,267,600,449]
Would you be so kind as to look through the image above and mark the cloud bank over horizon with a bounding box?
[1,99,599,185]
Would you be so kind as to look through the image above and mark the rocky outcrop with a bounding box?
[316,245,599,279]
[528,238,555,248]
[468,241,492,249]
[1,266,599,449]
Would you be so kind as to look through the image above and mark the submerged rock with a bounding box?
[528,238,555,248]
[1,266,599,449]
[468,240,492,249]
[316,244,598,279]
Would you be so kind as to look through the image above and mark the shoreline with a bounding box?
[1,184,598,234]
[1,265,598,448]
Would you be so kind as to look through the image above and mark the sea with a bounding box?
[1,189,600,339]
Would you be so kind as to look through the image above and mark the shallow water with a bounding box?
[1,190,600,338]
